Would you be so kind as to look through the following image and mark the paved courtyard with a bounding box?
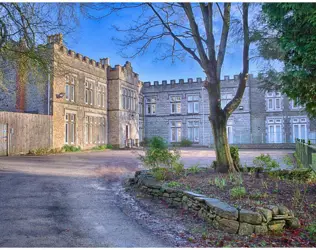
[179,148,294,169]
[0,148,293,247]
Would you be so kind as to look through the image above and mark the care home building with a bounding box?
[0,34,143,150]
[0,33,315,153]
[142,76,316,147]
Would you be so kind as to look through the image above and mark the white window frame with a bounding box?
[65,75,75,102]
[85,79,95,106]
[187,120,199,142]
[265,91,283,111]
[291,116,308,142]
[266,117,283,143]
[146,97,157,115]
[187,95,199,114]
[65,112,76,144]
[293,124,307,143]
[268,124,282,143]
[170,121,182,142]
[170,96,181,114]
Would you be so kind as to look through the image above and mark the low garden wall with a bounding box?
[130,170,300,236]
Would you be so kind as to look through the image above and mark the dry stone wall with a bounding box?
[130,170,300,236]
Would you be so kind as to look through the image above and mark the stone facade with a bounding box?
[142,76,316,146]
[0,34,142,149]
[1,33,315,149]
[107,62,142,148]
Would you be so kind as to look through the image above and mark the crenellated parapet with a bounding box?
[143,74,254,87]
[107,61,140,84]
[49,35,110,72]
[143,77,205,87]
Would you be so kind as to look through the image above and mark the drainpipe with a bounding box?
[202,86,205,146]
[47,67,50,115]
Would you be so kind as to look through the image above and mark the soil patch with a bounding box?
[122,168,316,247]
[168,169,316,225]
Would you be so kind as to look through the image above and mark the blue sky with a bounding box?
[64,4,262,83]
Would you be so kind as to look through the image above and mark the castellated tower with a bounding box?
[47,34,110,149]
[107,62,142,148]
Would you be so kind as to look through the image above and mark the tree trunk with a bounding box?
[207,80,237,173]
[210,113,236,173]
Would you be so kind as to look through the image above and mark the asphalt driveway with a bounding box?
[0,148,293,247]
[0,150,170,247]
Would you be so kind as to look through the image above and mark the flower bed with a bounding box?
[130,170,301,236]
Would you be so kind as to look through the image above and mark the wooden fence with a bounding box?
[0,111,53,156]
[295,141,316,170]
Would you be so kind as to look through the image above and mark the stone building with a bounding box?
[1,33,315,149]
[0,34,142,149]
[142,76,316,147]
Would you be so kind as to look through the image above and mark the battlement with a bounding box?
[47,33,63,45]
[143,74,254,87]
[108,61,139,79]
[55,43,110,72]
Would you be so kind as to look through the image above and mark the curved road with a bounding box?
[0,150,170,247]
[0,148,292,247]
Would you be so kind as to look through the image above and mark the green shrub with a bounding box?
[228,173,243,186]
[212,177,227,189]
[140,137,150,147]
[249,191,268,200]
[268,168,316,183]
[28,148,50,155]
[151,167,168,181]
[283,155,294,167]
[306,221,316,241]
[62,145,81,152]
[308,140,311,145]
[172,161,185,175]
[180,139,193,147]
[230,146,241,169]
[253,154,280,171]
[187,164,200,174]
[92,144,113,150]
[293,152,304,168]
[167,181,182,188]
[49,148,62,154]
[230,186,247,199]
[150,136,168,150]
[139,136,180,169]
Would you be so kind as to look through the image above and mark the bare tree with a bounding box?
[84,3,250,173]
[0,3,78,88]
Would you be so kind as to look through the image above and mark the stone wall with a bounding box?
[131,170,300,236]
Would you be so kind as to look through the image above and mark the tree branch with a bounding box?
[147,3,202,66]
[216,3,231,81]
[224,3,249,116]
[181,3,209,70]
